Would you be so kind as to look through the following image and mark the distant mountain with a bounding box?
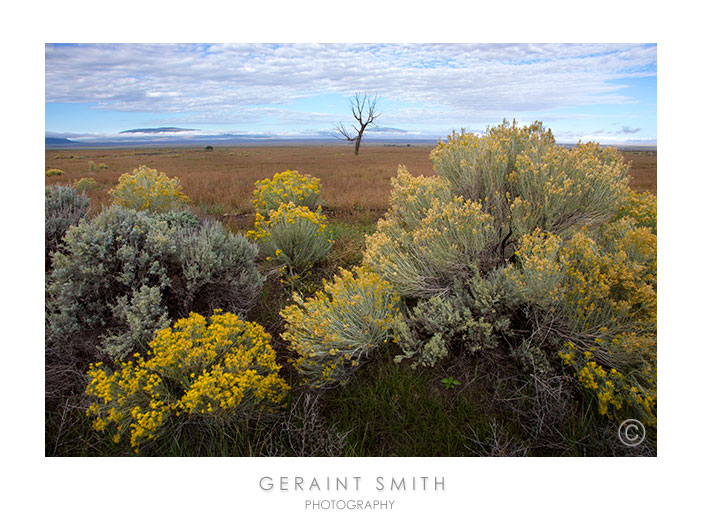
[45,137,81,145]
[119,127,199,134]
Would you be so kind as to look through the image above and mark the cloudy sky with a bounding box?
[45,43,657,145]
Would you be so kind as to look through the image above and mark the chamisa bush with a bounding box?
[109,165,191,213]
[73,177,99,193]
[46,206,262,364]
[45,184,90,269]
[85,311,289,452]
[358,120,656,448]
[247,202,332,277]
[280,267,400,388]
[252,169,321,216]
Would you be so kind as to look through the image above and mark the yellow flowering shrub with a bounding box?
[247,202,332,276]
[386,165,453,229]
[505,224,656,426]
[85,311,289,451]
[73,177,98,193]
[109,165,191,213]
[252,169,321,217]
[46,168,64,177]
[364,180,496,297]
[429,120,630,252]
[617,189,657,233]
[280,267,400,388]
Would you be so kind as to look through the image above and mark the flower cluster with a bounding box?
[247,202,332,277]
[617,189,657,233]
[109,165,191,213]
[252,169,321,217]
[85,311,290,451]
[280,267,400,388]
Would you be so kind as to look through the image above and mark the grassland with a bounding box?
[45,143,657,457]
[45,144,656,223]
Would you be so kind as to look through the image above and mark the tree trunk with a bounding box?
[354,124,367,156]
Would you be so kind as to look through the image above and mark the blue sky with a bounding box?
[45,43,657,145]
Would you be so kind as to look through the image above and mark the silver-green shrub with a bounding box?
[47,207,174,358]
[47,206,262,360]
[392,273,514,368]
[169,220,263,316]
[429,120,631,251]
[45,185,90,267]
[248,202,333,277]
[280,267,400,388]
[364,188,497,298]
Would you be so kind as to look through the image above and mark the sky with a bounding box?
[45,43,657,145]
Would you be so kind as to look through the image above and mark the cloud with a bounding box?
[45,43,656,119]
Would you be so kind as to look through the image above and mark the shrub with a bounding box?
[46,206,262,361]
[85,311,290,451]
[73,177,98,193]
[617,189,657,233]
[252,170,321,217]
[392,272,514,368]
[280,267,400,388]
[504,225,656,426]
[109,165,191,213]
[386,165,453,230]
[45,185,90,268]
[248,202,332,277]
[363,174,497,297]
[169,220,263,317]
[98,163,108,169]
[155,208,202,229]
[429,120,631,255]
[47,207,174,358]
[46,168,64,177]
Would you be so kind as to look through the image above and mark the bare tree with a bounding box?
[334,92,381,156]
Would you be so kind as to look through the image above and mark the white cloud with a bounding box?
[45,43,656,119]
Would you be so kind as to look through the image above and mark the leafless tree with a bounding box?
[334,92,381,156]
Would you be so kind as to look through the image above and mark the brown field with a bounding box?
[45,144,656,224]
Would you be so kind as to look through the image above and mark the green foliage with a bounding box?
[45,185,90,267]
[441,376,460,390]
[85,311,289,451]
[46,168,64,177]
[252,169,321,217]
[109,165,191,213]
[46,206,262,361]
[248,202,333,277]
[280,267,400,388]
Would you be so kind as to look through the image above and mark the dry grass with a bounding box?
[45,144,657,220]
